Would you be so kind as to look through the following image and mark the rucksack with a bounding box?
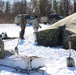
[1,32,8,39]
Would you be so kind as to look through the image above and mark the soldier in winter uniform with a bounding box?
[32,16,42,42]
[20,15,27,39]
[32,16,41,32]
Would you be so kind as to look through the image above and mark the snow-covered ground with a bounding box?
[0,24,76,75]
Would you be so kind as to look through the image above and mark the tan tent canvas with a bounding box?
[35,13,76,50]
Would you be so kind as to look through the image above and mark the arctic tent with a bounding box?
[35,13,76,50]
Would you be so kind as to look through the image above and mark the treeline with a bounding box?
[0,0,76,23]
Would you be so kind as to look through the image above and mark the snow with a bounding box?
[0,23,76,75]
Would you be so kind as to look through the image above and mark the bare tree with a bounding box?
[26,2,33,14]
[0,0,74,23]
[31,0,40,16]
[53,0,59,14]
[12,0,26,15]
[58,0,71,17]
[39,0,52,16]
[0,0,5,17]
[74,0,76,12]
[5,1,11,15]
[20,0,26,13]
[63,0,71,16]
[58,1,65,17]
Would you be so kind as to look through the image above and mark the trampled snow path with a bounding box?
[0,24,76,75]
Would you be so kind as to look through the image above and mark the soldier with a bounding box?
[32,16,42,42]
[20,15,27,39]
[32,16,41,32]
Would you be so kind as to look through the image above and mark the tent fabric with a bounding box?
[35,13,76,50]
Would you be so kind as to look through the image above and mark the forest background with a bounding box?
[0,0,76,23]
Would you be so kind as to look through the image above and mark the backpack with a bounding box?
[1,32,8,39]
